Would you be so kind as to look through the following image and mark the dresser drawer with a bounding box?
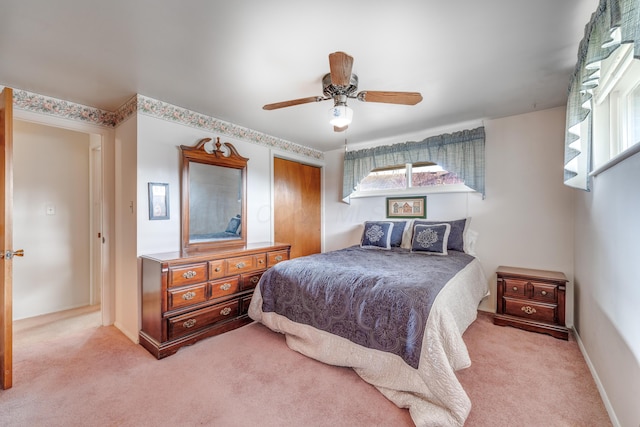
[209,277,240,300]
[240,295,253,315]
[504,298,556,324]
[167,283,207,310]
[168,300,240,340]
[208,260,225,279]
[241,270,264,291]
[226,254,259,274]
[169,263,207,287]
[268,250,289,267]
[531,281,557,303]
[503,278,527,297]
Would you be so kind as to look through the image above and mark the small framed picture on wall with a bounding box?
[386,196,427,219]
[148,182,170,220]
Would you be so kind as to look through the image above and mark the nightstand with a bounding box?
[494,266,569,340]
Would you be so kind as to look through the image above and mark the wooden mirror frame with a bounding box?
[180,137,248,253]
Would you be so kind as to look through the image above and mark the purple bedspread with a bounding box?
[259,246,474,368]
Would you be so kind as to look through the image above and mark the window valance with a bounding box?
[564,0,640,190]
[342,126,485,202]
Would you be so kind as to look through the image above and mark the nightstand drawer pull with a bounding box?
[521,306,537,315]
[183,319,197,328]
[512,286,518,291]
[215,267,221,272]
[182,291,196,300]
[541,290,548,296]
[275,255,283,262]
[258,259,264,264]
[250,276,260,284]
[219,283,231,291]
[220,307,232,316]
[182,270,197,279]
[235,262,246,269]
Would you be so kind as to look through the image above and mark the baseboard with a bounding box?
[571,326,620,427]
[114,321,140,344]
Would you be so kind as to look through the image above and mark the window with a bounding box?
[592,44,640,172]
[356,162,465,195]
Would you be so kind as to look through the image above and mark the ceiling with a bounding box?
[0,0,598,152]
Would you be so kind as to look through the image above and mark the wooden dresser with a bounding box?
[139,242,290,359]
[494,266,569,340]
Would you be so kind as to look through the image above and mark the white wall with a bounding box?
[135,114,274,255]
[324,107,575,316]
[13,121,91,319]
[114,114,138,341]
[573,152,640,427]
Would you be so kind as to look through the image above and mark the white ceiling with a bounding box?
[0,0,598,152]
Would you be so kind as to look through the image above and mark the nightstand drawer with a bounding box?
[503,278,528,297]
[530,281,557,303]
[504,298,556,324]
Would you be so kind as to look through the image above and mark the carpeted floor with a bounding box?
[1,309,611,426]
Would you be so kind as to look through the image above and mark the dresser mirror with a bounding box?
[181,137,248,252]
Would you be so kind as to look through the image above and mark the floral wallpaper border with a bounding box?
[136,95,323,159]
[12,89,323,160]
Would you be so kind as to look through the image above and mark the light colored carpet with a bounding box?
[1,309,611,426]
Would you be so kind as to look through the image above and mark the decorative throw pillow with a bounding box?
[360,221,394,250]
[389,221,407,247]
[411,223,451,255]
[413,218,468,252]
[225,215,241,234]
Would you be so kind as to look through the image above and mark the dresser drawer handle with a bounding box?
[512,286,518,291]
[182,291,196,300]
[220,307,232,316]
[183,319,197,328]
[258,259,264,264]
[521,306,537,315]
[275,255,283,262]
[540,290,548,296]
[182,270,197,279]
[250,276,260,284]
[219,283,232,291]
[235,262,246,269]
[215,266,222,272]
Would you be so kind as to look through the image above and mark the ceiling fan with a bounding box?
[262,51,423,132]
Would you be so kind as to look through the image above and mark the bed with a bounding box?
[248,219,488,427]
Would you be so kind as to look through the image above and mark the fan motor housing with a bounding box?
[322,73,358,98]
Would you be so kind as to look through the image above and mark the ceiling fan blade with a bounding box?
[329,51,354,86]
[334,125,348,132]
[263,96,325,110]
[357,91,423,105]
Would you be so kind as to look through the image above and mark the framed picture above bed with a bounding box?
[386,196,426,219]
[148,182,169,220]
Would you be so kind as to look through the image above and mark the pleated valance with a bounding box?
[342,127,485,202]
[564,0,640,190]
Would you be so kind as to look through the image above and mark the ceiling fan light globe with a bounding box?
[328,105,353,127]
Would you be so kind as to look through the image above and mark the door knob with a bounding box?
[2,249,24,260]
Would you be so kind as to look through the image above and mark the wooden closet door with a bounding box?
[273,158,321,259]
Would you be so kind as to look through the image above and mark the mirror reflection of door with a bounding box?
[274,157,321,259]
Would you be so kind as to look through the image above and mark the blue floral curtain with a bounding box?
[564,0,640,190]
[342,127,485,202]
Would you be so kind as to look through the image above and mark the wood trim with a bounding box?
[1,87,14,389]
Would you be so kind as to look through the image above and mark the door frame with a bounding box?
[12,109,116,327]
